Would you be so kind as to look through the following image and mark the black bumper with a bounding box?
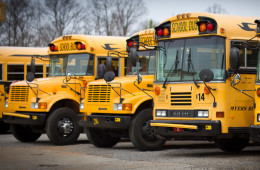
[150,120,221,138]
[3,112,46,126]
[250,125,260,143]
[79,115,131,129]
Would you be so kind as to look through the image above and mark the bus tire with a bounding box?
[46,107,80,145]
[86,128,120,148]
[129,108,166,151]
[0,121,10,134]
[214,136,249,153]
[11,124,41,142]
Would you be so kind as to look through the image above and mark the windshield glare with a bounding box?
[126,50,156,75]
[49,53,94,76]
[156,36,226,82]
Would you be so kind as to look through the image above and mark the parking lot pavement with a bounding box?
[0,133,260,169]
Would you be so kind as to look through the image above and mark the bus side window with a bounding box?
[7,64,24,81]
[232,41,259,68]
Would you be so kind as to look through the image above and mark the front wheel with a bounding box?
[214,136,249,153]
[86,128,120,148]
[129,108,166,151]
[0,121,10,134]
[11,124,42,142]
[46,107,80,145]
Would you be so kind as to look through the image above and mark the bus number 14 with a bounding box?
[196,93,205,101]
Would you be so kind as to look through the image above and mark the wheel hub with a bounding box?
[58,118,74,137]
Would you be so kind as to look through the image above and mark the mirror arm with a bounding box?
[133,80,153,99]
[230,82,255,108]
[203,81,217,108]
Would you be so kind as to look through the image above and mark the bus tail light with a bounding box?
[196,17,217,34]
[123,103,132,111]
[155,87,160,95]
[257,88,260,97]
[49,44,58,52]
[75,42,85,50]
[155,21,171,39]
[216,111,224,118]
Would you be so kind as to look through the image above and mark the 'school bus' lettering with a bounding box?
[171,20,198,33]
[140,36,156,46]
[59,43,77,51]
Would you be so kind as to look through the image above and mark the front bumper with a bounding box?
[250,125,260,143]
[2,112,46,126]
[150,120,221,138]
[79,115,131,129]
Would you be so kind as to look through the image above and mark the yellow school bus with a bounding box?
[149,13,260,152]
[79,29,166,150]
[2,35,127,145]
[0,46,48,133]
[251,20,260,143]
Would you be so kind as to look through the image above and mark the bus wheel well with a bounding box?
[134,100,153,116]
[49,99,79,115]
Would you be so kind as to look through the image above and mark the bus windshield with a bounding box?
[49,53,94,76]
[126,50,156,75]
[155,36,226,82]
[256,48,260,81]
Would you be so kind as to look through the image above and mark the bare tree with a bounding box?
[206,3,227,14]
[113,0,146,36]
[141,19,159,30]
[0,0,34,46]
[44,0,87,39]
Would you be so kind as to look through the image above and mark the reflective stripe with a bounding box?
[150,123,198,130]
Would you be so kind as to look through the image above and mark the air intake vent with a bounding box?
[10,86,29,102]
[171,92,192,106]
[87,85,111,103]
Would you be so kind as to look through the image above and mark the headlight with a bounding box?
[31,102,38,109]
[156,110,167,117]
[80,103,84,110]
[257,114,260,122]
[113,103,122,110]
[5,102,8,108]
[197,110,209,117]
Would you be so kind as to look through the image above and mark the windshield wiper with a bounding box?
[162,50,179,89]
[187,49,200,88]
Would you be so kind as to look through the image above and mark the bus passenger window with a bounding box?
[7,65,24,81]
[0,64,2,81]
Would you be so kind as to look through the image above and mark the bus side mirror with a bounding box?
[229,47,240,71]
[255,19,260,36]
[26,72,35,82]
[137,74,142,84]
[97,64,106,79]
[232,73,241,86]
[31,58,36,75]
[106,55,113,71]
[104,71,115,82]
[129,47,138,67]
[199,69,214,82]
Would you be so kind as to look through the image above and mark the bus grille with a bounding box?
[87,85,111,103]
[171,92,192,106]
[10,86,29,102]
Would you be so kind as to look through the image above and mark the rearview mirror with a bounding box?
[106,56,113,71]
[229,47,241,71]
[31,58,35,75]
[137,74,142,84]
[199,69,214,82]
[129,47,138,67]
[104,71,115,82]
[26,72,35,82]
[232,73,241,86]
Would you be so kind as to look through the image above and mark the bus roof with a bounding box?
[50,35,127,57]
[158,12,260,40]
[0,46,48,63]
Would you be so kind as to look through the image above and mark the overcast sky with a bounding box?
[143,0,260,23]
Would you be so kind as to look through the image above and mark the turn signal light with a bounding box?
[257,88,260,97]
[123,103,132,111]
[83,80,88,87]
[204,85,211,94]
[163,27,170,36]
[38,102,47,109]
[216,111,224,118]
[155,86,160,95]
[199,23,207,32]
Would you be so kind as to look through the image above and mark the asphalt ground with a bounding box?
[0,133,260,169]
